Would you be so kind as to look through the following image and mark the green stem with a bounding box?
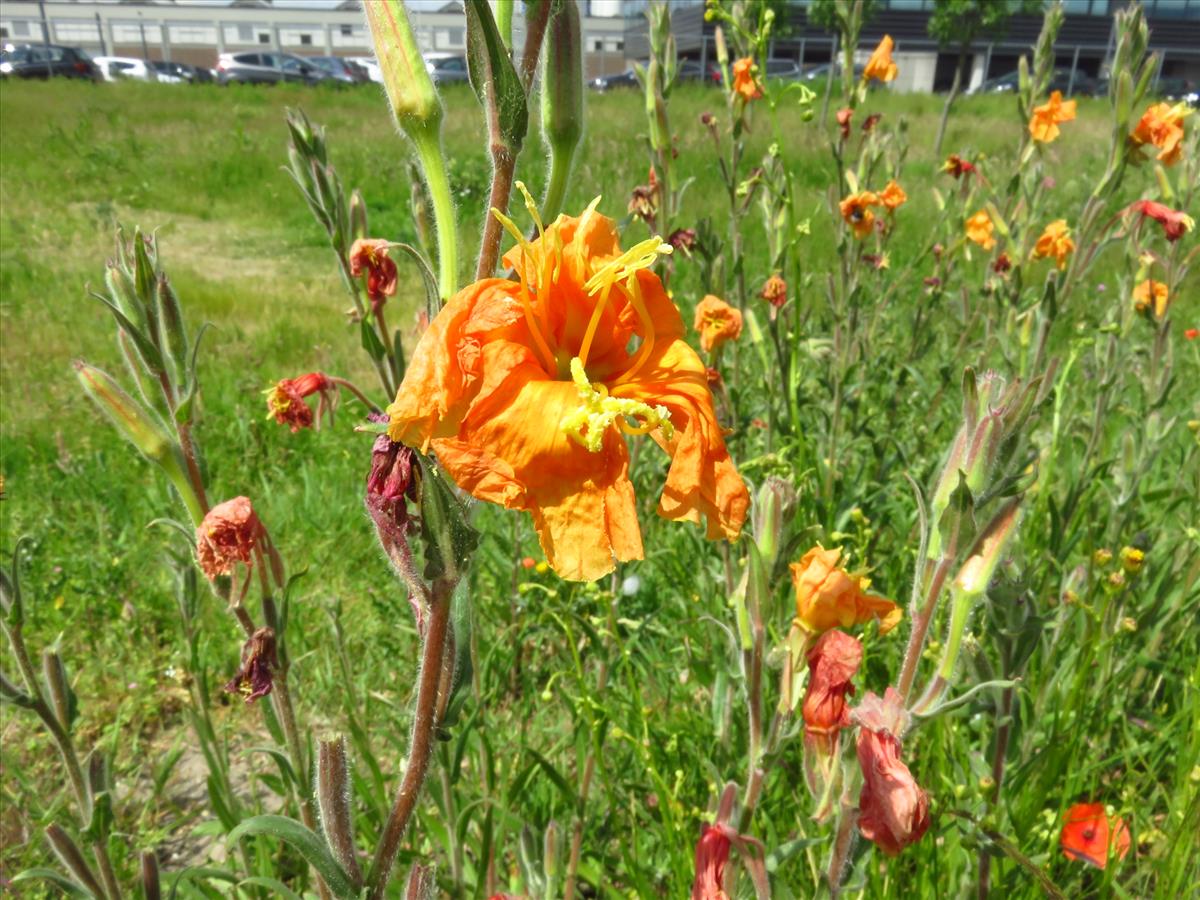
[542,141,575,226]
[411,124,458,303]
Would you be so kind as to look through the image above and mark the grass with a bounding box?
[1,75,1198,899]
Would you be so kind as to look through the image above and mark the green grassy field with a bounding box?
[1,74,1198,898]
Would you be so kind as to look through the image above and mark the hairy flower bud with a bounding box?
[364,0,442,135]
[317,735,363,890]
[541,0,583,223]
[45,825,105,898]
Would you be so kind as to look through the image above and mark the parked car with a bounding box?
[762,58,803,81]
[424,53,469,85]
[0,43,101,81]
[589,68,640,91]
[148,60,187,84]
[801,61,866,83]
[216,51,327,85]
[347,55,383,83]
[308,55,369,85]
[969,68,1096,97]
[94,56,157,82]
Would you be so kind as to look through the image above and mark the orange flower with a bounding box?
[790,545,901,635]
[1130,102,1190,166]
[1133,279,1170,318]
[196,497,262,580]
[854,688,930,856]
[1060,803,1131,869]
[965,209,996,251]
[1033,219,1074,270]
[760,274,787,309]
[803,629,862,757]
[386,195,749,581]
[864,35,898,83]
[1029,90,1077,143]
[731,57,762,101]
[880,180,907,211]
[693,295,743,354]
[265,372,332,432]
[837,107,853,140]
[840,191,880,239]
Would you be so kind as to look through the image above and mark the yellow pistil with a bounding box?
[578,236,672,368]
[263,385,290,419]
[562,357,673,452]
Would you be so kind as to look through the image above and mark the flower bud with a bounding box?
[42,648,75,733]
[45,824,105,898]
[75,362,173,464]
[364,0,443,137]
[317,735,363,890]
[954,497,1022,597]
[141,850,162,900]
[541,0,583,201]
[752,476,794,572]
[349,189,369,243]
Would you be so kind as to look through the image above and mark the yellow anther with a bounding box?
[562,357,673,453]
[514,181,545,240]
[584,236,673,297]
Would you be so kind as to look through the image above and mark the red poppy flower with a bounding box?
[1060,802,1131,869]
[1185,328,1199,340]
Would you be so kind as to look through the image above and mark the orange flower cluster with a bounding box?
[864,36,898,83]
[790,545,901,636]
[1029,90,1077,143]
[1033,219,1075,270]
[731,57,762,101]
[1130,102,1190,166]
[386,199,749,581]
[693,295,742,353]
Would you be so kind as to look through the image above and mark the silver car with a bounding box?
[216,51,327,85]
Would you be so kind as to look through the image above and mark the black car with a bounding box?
[589,68,640,91]
[1,43,101,81]
[969,68,1096,97]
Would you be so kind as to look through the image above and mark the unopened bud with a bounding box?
[541,0,583,222]
[365,0,442,136]
[75,362,173,464]
[752,476,795,571]
[349,189,368,243]
[155,274,189,382]
[954,498,1022,596]
[45,825,105,898]
[715,25,728,67]
[317,735,363,890]
[543,819,561,881]
[42,649,75,733]
[142,850,162,900]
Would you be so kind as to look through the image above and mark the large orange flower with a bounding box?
[387,196,749,581]
[1130,102,1190,166]
[1032,219,1074,270]
[790,545,901,635]
[880,180,907,211]
[840,191,880,239]
[1029,90,1077,143]
[864,35,898,83]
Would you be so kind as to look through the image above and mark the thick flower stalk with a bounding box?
[387,193,749,581]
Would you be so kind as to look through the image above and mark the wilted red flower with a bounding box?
[803,629,862,755]
[760,274,787,309]
[349,239,398,312]
[924,276,942,289]
[1060,803,1131,869]
[750,417,768,430]
[224,626,278,703]
[837,107,853,140]
[365,423,419,546]
[667,227,698,254]
[1126,200,1195,242]
[854,688,930,856]
[691,824,731,900]
[862,113,882,134]
[629,167,660,225]
[196,497,261,579]
[862,253,890,271]
[700,111,716,128]
[705,366,723,386]
[943,154,977,178]
[265,372,332,432]
[992,253,1013,274]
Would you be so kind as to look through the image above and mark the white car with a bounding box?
[94,56,157,82]
[347,55,382,84]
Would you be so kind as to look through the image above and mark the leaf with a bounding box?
[391,242,440,316]
[227,815,358,899]
[11,868,92,897]
[237,876,305,900]
[360,318,388,362]
[245,746,298,788]
[948,810,1068,899]
[526,749,577,809]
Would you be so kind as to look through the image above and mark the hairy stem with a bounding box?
[412,125,458,303]
[476,145,517,281]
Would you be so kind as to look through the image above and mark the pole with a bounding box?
[139,13,150,61]
[1067,44,1079,96]
[95,12,107,56]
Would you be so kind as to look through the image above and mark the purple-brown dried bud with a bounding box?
[667,227,698,253]
[366,431,419,542]
[224,626,278,703]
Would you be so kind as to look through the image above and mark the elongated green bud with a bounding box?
[365,0,442,136]
[541,0,583,222]
[42,648,75,732]
[155,274,189,385]
[75,362,172,463]
[349,189,368,243]
[45,825,105,898]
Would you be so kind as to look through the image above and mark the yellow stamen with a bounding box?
[516,248,559,376]
[562,357,673,453]
[612,274,657,385]
[578,236,672,369]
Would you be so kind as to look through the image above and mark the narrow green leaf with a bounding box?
[227,815,357,899]
[11,868,92,897]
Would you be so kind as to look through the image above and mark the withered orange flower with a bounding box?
[965,209,996,251]
[628,167,660,226]
[387,196,749,581]
[1029,90,1077,143]
[693,295,743,354]
[196,496,261,579]
[1060,803,1131,869]
[265,372,332,432]
[840,191,880,239]
[790,545,901,635]
[837,107,853,140]
[864,35,898,83]
[803,629,862,756]
[1127,200,1195,242]
[349,238,398,311]
[943,154,977,178]
[854,688,930,856]
[1133,279,1170,318]
[1130,102,1190,166]
[880,180,907,211]
[731,57,762,101]
[1033,219,1074,270]
[760,274,787,309]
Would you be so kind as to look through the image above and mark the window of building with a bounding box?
[341,24,353,36]
[11,20,30,36]
[53,21,100,43]
[0,27,7,38]
[299,34,312,45]
[591,38,604,51]
[170,26,216,44]
[259,33,271,44]
[237,24,254,41]
[436,26,463,48]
